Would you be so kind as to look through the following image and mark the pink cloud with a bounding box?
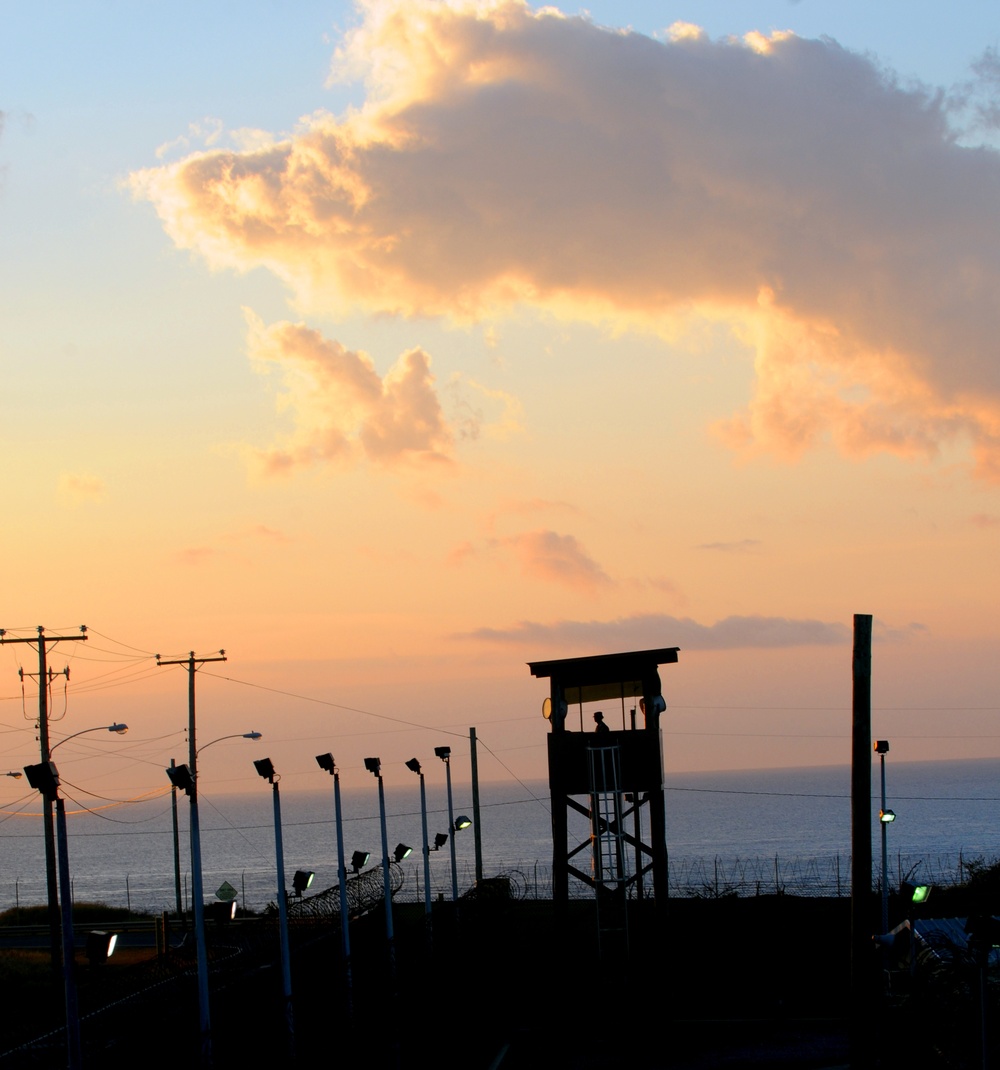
[131,1,1000,478]
[245,314,452,473]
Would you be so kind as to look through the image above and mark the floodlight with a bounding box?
[315,753,335,773]
[902,881,932,905]
[86,930,118,966]
[405,758,421,774]
[253,757,276,781]
[24,761,60,798]
[879,809,896,823]
[434,746,451,761]
[394,843,413,863]
[433,833,448,851]
[454,815,472,831]
[351,851,370,874]
[165,764,195,794]
[874,740,889,754]
[364,757,381,776]
[292,870,315,896]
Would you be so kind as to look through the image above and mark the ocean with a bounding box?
[2,758,998,913]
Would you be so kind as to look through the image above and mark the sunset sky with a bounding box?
[2,0,1000,808]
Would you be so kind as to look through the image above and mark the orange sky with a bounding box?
[2,0,1000,807]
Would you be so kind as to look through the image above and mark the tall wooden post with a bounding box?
[850,614,873,1067]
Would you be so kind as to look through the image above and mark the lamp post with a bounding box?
[253,757,294,1054]
[405,758,433,919]
[169,731,260,922]
[316,753,353,1012]
[875,740,895,932]
[435,746,461,901]
[364,757,397,978]
[26,722,129,1070]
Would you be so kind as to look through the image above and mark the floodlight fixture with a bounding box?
[393,843,412,863]
[364,757,381,776]
[880,809,896,823]
[315,753,335,774]
[208,900,237,923]
[902,881,932,905]
[86,930,118,966]
[253,757,276,782]
[433,833,448,851]
[293,870,315,896]
[434,746,451,761]
[24,761,60,798]
[874,740,890,755]
[405,758,421,774]
[351,851,370,874]
[454,815,472,831]
[165,763,195,795]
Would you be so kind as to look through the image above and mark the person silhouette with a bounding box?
[593,710,610,734]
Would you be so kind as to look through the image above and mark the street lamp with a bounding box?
[435,746,461,901]
[169,730,260,919]
[406,758,433,918]
[316,753,354,1012]
[875,740,893,932]
[253,757,294,1054]
[364,757,397,978]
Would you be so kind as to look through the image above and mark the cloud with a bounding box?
[174,547,218,566]
[453,527,611,588]
[131,1,1000,478]
[698,539,761,553]
[503,529,611,589]
[460,612,853,649]
[244,312,452,473]
[57,472,105,506]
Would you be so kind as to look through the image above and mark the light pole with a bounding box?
[26,722,128,1070]
[875,740,895,932]
[316,753,353,1012]
[405,758,434,928]
[157,649,227,1068]
[364,757,397,978]
[252,757,294,1055]
[435,746,461,901]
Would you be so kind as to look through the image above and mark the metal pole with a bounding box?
[880,751,888,933]
[332,769,353,1012]
[444,756,458,901]
[419,772,431,916]
[470,727,483,883]
[376,774,396,977]
[170,759,183,921]
[55,798,82,1070]
[272,781,294,1052]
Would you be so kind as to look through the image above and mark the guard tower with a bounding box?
[529,647,679,926]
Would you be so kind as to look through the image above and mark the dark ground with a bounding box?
[1,891,995,1068]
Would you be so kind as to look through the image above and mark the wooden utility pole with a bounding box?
[158,649,227,1068]
[0,625,88,967]
[850,614,874,1068]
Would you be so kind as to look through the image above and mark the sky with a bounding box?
[2,0,1000,808]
